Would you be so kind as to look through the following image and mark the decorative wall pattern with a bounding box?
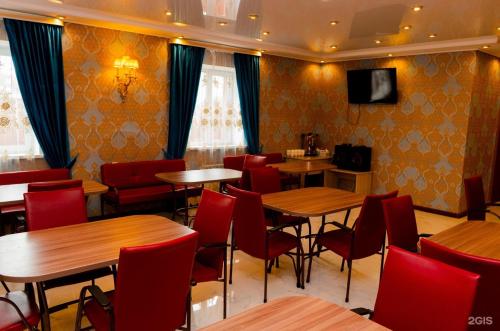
[462,52,500,209]
[63,23,168,182]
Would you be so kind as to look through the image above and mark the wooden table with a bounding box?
[0,214,193,330]
[199,296,387,331]
[156,168,242,225]
[269,161,336,187]
[0,179,108,207]
[429,221,500,260]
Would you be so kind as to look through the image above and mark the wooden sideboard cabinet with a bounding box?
[325,169,372,195]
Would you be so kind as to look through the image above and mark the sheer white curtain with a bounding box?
[0,22,42,172]
[185,49,246,169]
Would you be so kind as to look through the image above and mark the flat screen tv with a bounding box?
[347,68,398,104]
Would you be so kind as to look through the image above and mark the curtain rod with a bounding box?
[169,38,261,57]
[0,8,64,26]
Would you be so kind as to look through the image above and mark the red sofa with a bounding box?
[0,168,70,215]
[100,159,201,214]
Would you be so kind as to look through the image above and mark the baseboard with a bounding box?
[414,205,467,219]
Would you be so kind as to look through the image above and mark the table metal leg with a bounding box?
[183,185,189,226]
[37,282,50,331]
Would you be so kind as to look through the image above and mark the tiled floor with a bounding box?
[3,206,499,330]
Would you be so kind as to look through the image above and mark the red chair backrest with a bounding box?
[382,195,419,252]
[223,155,247,171]
[259,153,284,164]
[113,232,199,331]
[0,168,69,185]
[373,246,479,331]
[192,189,236,275]
[240,155,267,190]
[351,191,398,259]
[226,185,267,259]
[27,179,83,192]
[24,187,87,231]
[421,238,500,326]
[464,176,486,220]
[249,167,281,194]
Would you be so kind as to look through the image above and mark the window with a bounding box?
[0,40,41,158]
[187,51,246,150]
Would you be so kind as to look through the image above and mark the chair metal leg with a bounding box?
[186,289,192,331]
[345,260,352,303]
[379,245,385,282]
[340,258,345,272]
[229,230,235,285]
[1,280,10,292]
[223,247,228,319]
[264,258,268,303]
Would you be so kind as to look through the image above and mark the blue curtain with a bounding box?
[165,44,205,159]
[234,53,260,154]
[4,18,75,168]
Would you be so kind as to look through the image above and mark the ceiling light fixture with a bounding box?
[57,16,65,20]
[248,14,259,20]
[388,53,393,57]
[165,10,172,16]
[218,22,228,26]
[262,31,270,36]
[428,33,437,38]
[330,45,338,49]
[177,36,184,39]
[482,45,490,49]
[320,60,325,63]
[375,40,382,44]
[413,5,423,12]
[329,20,339,26]
[402,25,412,30]
[173,21,187,27]
[497,27,500,31]
[256,38,263,42]
[48,0,63,3]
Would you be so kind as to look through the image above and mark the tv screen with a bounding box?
[347,68,398,104]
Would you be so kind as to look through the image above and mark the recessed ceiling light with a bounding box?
[165,10,172,16]
[402,25,412,30]
[428,33,437,38]
[48,0,63,3]
[248,14,259,20]
[177,36,184,39]
[375,40,382,44]
[388,53,393,57]
[330,45,338,49]
[173,21,187,27]
[482,45,490,49]
[218,22,228,26]
[203,11,207,16]
[320,60,325,63]
[329,20,339,26]
[413,5,423,12]
[256,38,263,42]
[56,16,65,20]
[497,27,500,31]
[262,31,270,36]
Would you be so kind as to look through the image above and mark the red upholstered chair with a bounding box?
[226,185,303,303]
[239,155,267,190]
[421,238,500,330]
[27,179,82,192]
[24,187,114,315]
[464,175,499,221]
[191,189,236,319]
[220,154,247,191]
[259,153,300,189]
[382,195,431,252]
[75,232,199,331]
[0,285,40,331]
[249,166,311,256]
[307,191,398,302]
[353,246,479,331]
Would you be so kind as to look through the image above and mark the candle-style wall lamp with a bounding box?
[113,55,139,102]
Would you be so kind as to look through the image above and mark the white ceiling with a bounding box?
[1,0,499,62]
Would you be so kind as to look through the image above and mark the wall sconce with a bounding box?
[113,56,139,101]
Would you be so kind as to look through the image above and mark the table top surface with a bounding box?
[429,221,500,260]
[269,161,336,174]
[199,296,388,331]
[0,179,108,207]
[0,215,194,282]
[287,155,332,161]
[262,187,365,217]
[156,168,242,185]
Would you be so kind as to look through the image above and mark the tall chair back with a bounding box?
[27,179,83,192]
[351,191,398,259]
[464,176,487,220]
[192,189,236,274]
[24,187,87,231]
[373,246,479,331]
[240,155,267,190]
[223,155,247,171]
[114,232,198,331]
[421,238,500,328]
[259,153,284,164]
[382,195,419,252]
[249,167,281,194]
[226,185,267,258]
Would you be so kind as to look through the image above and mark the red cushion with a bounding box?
[0,169,69,185]
[0,291,40,331]
[0,204,25,215]
[317,229,352,259]
[104,185,201,205]
[267,231,299,259]
[84,292,115,331]
[192,261,219,283]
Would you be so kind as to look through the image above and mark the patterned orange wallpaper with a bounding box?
[259,52,497,214]
[463,52,500,209]
[63,23,168,182]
